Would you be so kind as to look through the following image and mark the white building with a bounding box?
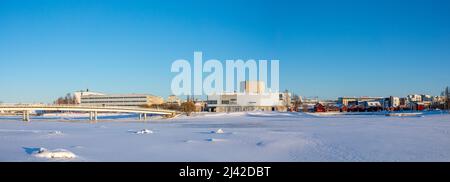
[364,101,382,108]
[422,95,433,102]
[240,81,266,94]
[80,94,164,108]
[166,95,182,106]
[433,96,446,103]
[407,94,422,102]
[206,81,291,112]
[73,90,105,104]
[388,96,400,108]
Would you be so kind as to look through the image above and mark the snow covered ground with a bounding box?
[0,112,449,162]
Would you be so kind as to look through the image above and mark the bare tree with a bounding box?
[54,93,76,105]
[446,86,449,110]
[291,94,302,112]
[180,101,196,116]
[283,90,291,111]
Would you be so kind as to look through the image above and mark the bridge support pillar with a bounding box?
[138,113,147,121]
[89,112,93,120]
[22,110,30,122]
[94,111,98,121]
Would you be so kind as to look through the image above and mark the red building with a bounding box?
[314,103,326,112]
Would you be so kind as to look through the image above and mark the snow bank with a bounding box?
[385,113,423,117]
[1,111,449,162]
[205,138,227,142]
[136,129,153,134]
[211,129,225,134]
[177,112,246,119]
[307,112,388,117]
[48,131,63,135]
[33,148,76,159]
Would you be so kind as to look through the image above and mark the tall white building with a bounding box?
[206,81,291,112]
[391,96,400,107]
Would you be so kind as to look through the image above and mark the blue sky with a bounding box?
[1,0,449,103]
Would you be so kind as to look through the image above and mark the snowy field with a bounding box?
[0,112,449,162]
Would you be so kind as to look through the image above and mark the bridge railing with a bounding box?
[0,104,178,113]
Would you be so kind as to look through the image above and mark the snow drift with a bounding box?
[32,148,76,159]
[136,129,153,134]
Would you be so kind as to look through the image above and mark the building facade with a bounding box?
[407,94,423,102]
[206,81,290,112]
[337,97,383,106]
[73,90,105,104]
[166,95,182,106]
[80,94,164,107]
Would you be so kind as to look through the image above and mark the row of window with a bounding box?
[206,100,239,105]
[207,100,217,104]
[93,105,143,107]
[82,101,148,103]
[81,96,148,100]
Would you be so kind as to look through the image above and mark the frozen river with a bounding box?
[0,112,449,162]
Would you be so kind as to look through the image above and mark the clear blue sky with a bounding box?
[1,0,449,103]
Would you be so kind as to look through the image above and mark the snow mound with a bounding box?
[136,129,153,134]
[33,148,76,159]
[256,141,266,147]
[211,128,225,134]
[205,138,226,142]
[386,113,423,117]
[48,131,63,135]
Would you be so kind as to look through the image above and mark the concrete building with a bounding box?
[206,81,291,112]
[381,96,400,109]
[433,96,447,104]
[391,96,401,107]
[80,94,164,108]
[407,94,423,102]
[364,101,382,108]
[166,95,182,106]
[73,90,105,104]
[337,97,383,106]
[194,101,206,112]
[302,97,319,104]
[240,81,265,94]
[422,95,433,102]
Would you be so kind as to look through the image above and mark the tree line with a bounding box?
[444,86,450,110]
[54,93,77,105]
[142,101,196,116]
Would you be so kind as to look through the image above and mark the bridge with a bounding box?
[0,104,179,122]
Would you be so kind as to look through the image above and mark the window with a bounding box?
[207,100,218,105]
